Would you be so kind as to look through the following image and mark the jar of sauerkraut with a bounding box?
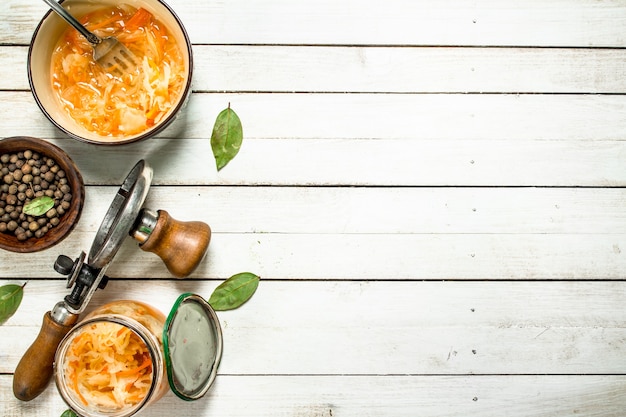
[55,295,222,417]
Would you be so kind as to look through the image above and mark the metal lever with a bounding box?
[54,253,109,313]
[13,160,212,401]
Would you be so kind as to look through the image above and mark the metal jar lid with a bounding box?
[163,293,223,401]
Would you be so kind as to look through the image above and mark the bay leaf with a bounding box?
[208,272,259,311]
[210,105,243,171]
[0,283,26,325]
[60,410,78,417]
[22,196,55,216]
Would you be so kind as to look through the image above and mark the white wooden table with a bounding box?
[1,1,626,416]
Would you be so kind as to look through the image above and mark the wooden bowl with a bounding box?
[0,137,84,253]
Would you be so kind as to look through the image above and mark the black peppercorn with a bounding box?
[0,150,73,240]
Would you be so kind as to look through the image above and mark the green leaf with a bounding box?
[210,105,243,171]
[208,272,259,311]
[0,283,25,325]
[60,410,78,417]
[22,196,54,216]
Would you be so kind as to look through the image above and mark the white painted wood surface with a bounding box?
[1,1,625,416]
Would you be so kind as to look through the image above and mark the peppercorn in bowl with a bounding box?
[28,0,193,145]
[0,137,84,253]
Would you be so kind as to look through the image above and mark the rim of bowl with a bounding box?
[27,0,194,146]
[0,136,85,252]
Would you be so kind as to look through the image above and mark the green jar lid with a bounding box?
[163,293,223,401]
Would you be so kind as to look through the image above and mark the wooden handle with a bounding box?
[139,210,211,278]
[13,311,77,401]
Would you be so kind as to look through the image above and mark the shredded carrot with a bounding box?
[72,366,88,406]
[116,355,152,378]
[125,381,136,392]
[124,8,153,32]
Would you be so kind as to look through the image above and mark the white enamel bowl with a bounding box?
[28,0,193,145]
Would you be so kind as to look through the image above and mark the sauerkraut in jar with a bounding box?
[56,301,168,417]
[50,5,186,138]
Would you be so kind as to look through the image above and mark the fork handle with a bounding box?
[42,0,101,45]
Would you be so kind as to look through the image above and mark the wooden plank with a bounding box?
[2,186,625,235]
[3,45,626,93]
[0,230,624,280]
[1,94,625,186]
[191,46,626,94]
[82,186,626,234]
[1,280,625,375]
[63,138,626,187]
[2,375,626,417]
[0,92,625,142]
[2,0,626,47]
[0,186,623,280]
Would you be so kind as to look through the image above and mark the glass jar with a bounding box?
[54,300,169,417]
[54,294,223,417]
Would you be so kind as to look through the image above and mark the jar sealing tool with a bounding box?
[13,159,212,401]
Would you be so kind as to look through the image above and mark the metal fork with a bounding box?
[42,0,138,75]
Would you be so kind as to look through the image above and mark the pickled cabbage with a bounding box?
[62,321,153,410]
[50,5,185,138]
